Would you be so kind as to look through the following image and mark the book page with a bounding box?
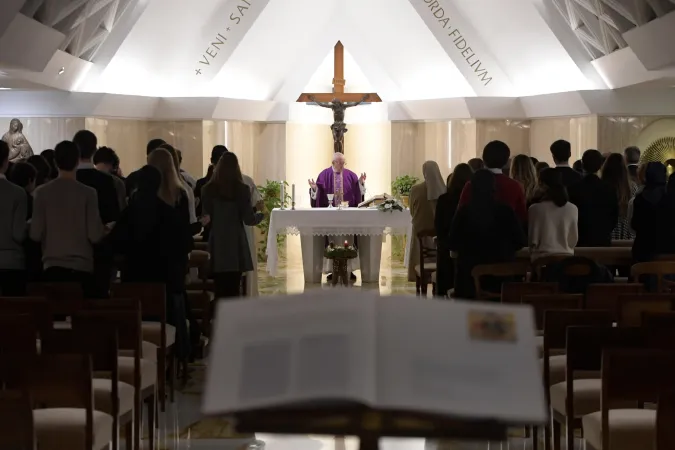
[375,298,546,424]
[202,291,377,415]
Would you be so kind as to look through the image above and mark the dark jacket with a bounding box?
[568,175,619,247]
[77,168,120,224]
[435,190,462,296]
[555,166,583,187]
[631,192,675,262]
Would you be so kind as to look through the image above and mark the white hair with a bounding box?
[332,152,345,163]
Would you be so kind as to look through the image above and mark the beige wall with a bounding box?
[476,120,531,157]
[529,116,598,164]
[146,121,205,180]
[85,118,148,176]
[345,123,391,199]
[597,116,675,154]
[451,120,478,166]
[0,117,85,154]
[391,122,451,183]
[225,121,286,186]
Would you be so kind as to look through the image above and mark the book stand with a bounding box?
[232,405,508,450]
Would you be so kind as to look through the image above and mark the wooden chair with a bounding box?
[501,282,558,304]
[631,261,675,293]
[0,297,51,337]
[582,349,675,450]
[414,230,437,296]
[615,294,675,327]
[26,282,84,317]
[0,390,35,450]
[641,311,675,328]
[521,294,584,332]
[657,391,675,449]
[566,327,647,450]
[110,282,174,412]
[585,284,645,317]
[74,301,155,450]
[531,254,570,280]
[471,262,529,300]
[0,313,39,357]
[3,354,113,450]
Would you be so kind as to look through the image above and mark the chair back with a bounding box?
[26,282,83,316]
[543,310,613,353]
[111,283,167,347]
[642,312,675,329]
[0,297,51,337]
[658,391,675,450]
[585,283,645,316]
[0,390,35,450]
[530,254,570,280]
[472,262,529,300]
[76,300,141,354]
[42,328,119,376]
[616,294,675,327]
[631,261,675,292]
[566,326,646,374]
[501,282,557,304]
[521,294,583,331]
[416,229,437,273]
[0,314,38,357]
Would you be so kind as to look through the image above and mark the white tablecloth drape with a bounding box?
[266,208,413,277]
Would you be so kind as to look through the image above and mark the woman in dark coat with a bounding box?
[448,170,527,299]
[202,152,263,299]
[434,163,473,297]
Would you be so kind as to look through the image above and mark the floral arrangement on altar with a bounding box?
[324,240,358,260]
[377,198,404,213]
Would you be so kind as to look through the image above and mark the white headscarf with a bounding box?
[422,161,446,201]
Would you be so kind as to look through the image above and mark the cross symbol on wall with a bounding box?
[226,27,231,31]
[195,68,202,75]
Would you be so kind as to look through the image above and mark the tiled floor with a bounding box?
[145,252,579,450]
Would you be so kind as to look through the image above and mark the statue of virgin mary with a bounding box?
[1,118,34,161]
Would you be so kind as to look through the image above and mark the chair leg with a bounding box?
[168,346,176,404]
[134,392,141,450]
[157,347,166,413]
[544,422,552,450]
[125,423,132,450]
[146,394,156,450]
[531,426,539,450]
[415,277,421,296]
[553,420,561,450]
[566,417,575,450]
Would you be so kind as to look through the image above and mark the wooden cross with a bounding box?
[296,41,382,103]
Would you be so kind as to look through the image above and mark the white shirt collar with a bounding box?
[555,162,570,168]
[488,168,502,174]
[78,162,95,170]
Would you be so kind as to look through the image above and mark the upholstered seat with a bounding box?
[540,355,600,386]
[92,379,135,416]
[536,336,566,358]
[117,357,157,389]
[119,341,158,362]
[33,408,113,450]
[141,322,176,347]
[550,379,602,417]
[582,409,656,450]
[414,263,437,277]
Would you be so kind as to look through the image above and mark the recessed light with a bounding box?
[0,87,11,90]
[58,67,65,75]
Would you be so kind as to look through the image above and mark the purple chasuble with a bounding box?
[311,168,362,208]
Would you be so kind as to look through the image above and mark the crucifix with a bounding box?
[297,41,382,153]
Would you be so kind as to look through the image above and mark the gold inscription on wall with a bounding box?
[422,0,493,87]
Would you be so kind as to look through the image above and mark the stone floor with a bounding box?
[143,252,580,450]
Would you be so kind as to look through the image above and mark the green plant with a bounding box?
[391,175,419,197]
[256,180,291,262]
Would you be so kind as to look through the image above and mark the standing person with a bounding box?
[528,168,578,261]
[201,153,263,299]
[449,170,527,299]
[309,152,366,208]
[624,146,641,184]
[8,162,36,219]
[94,146,127,212]
[601,153,638,240]
[568,149,619,247]
[408,161,445,285]
[459,141,527,223]
[157,144,199,233]
[125,138,167,195]
[26,155,52,187]
[434,163,473,297]
[30,141,106,297]
[468,158,484,171]
[175,149,197,189]
[0,141,28,295]
[510,154,538,207]
[40,149,58,180]
[550,140,582,187]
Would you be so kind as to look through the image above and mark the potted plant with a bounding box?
[391,175,419,207]
[256,180,290,262]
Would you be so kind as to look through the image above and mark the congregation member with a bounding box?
[30,141,106,297]
[459,141,527,223]
[601,153,638,240]
[467,158,484,171]
[408,161,445,285]
[147,148,192,229]
[195,145,228,212]
[94,146,127,212]
[449,170,527,299]
[534,161,549,175]
[510,154,537,207]
[39,149,58,180]
[176,149,197,189]
[157,144,199,230]
[572,159,583,173]
[201,152,263,299]
[309,152,366,207]
[435,163,472,297]
[26,154,52,186]
[106,164,192,359]
[528,168,578,261]
[8,162,36,219]
[125,138,167,195]
[530,157,539,165]
[624,146,641,184]
[550,139,582,186]
[568,149,619,247]
[0,141,28,295]
[73,130,120,224]
[631,162,675,263]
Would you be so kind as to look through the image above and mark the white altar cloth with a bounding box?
[266,208,412,283]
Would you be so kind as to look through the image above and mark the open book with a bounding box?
[202,292,546,425]
[358,195,390,208]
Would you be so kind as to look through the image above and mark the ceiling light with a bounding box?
[58,67,65,75]
[0,87,11,90]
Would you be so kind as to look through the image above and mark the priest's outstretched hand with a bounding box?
[308,178,317,191]
[359,173,367,184]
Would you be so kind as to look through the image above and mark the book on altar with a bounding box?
[358,194,390,208]
[202,292,547,425]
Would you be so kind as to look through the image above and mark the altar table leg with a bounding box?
[359,436,379,450]
[301,235,324,284]
[358,236,382,283]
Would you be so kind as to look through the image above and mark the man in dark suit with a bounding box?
[124,138,167,196]
[551,139,583,187]
[73,130,120,225]
[568,149,619,247]
[624,146,641,185]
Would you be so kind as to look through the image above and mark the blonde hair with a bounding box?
[510,154,537,201]
[147,148,183,205]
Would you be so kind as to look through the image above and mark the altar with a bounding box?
[266,208,412,283]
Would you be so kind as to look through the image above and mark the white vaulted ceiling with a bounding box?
[1,0,674,100]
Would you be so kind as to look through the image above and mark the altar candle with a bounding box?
[280,183,285,208]
[344,240,349,248]
[292,183,296,205]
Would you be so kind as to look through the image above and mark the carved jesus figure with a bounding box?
[1,118,34,161]
[308,94,369,153]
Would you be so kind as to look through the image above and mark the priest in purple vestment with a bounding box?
[308,153,367,207]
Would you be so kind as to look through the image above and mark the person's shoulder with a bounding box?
[0,178,24,196]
